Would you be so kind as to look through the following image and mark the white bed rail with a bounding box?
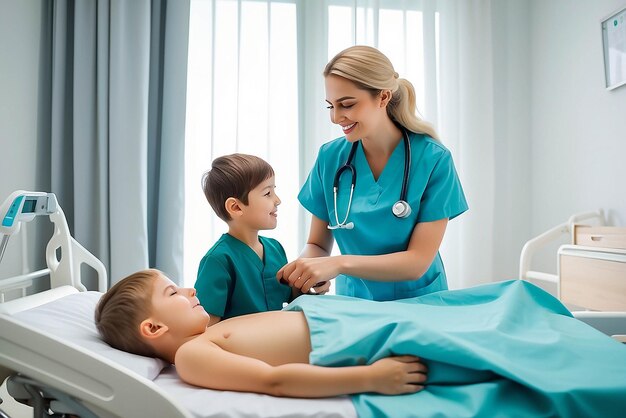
[518,210,605,283]
[0,191,107,310]
[46,206,107,292]
[0,315,192,418]
[0,192,186,417]
[518,209,626,340]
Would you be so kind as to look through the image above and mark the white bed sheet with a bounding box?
[155,367,355,418]
[7,291,357,418]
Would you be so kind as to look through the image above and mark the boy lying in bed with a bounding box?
[96,268,626,417]
[95,268,427,398]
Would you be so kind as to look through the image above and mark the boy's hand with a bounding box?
[368,356,427,395]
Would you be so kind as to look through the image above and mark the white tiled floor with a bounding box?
[0,380,31,418]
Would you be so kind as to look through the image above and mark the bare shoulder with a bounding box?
[173,330,275,392]
[176,333,220,362]
[176,334,220,368]
[174,334,226,386]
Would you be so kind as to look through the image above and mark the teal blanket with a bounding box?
[285,280,626,418]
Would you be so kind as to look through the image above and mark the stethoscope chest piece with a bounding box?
[392,200,412,218]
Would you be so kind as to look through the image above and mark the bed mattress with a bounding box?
[3,291,356,418]
[155,366,355,418]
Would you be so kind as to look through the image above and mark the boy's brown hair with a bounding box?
[95,269,159,357]
[202,153,274,222]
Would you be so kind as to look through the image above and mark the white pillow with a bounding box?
[11,291,168,380]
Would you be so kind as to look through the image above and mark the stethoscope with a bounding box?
[328,127,412,230]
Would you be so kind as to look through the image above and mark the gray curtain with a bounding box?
[39,0,190,287]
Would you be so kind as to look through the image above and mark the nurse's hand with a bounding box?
[277,257,340,293]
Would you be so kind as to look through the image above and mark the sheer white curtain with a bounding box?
[438,0,531,288]
[184,0,300,286]
[437,0,496,288]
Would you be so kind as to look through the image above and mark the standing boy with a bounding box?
[196,154,326,325]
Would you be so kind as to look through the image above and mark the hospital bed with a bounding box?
[2,192,625,417]
[519,209,626,340]
[0,191,356,418]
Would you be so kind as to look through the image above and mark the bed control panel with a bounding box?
[0,191,58,266]
[1,191,57,233]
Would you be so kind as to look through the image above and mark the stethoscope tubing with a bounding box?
[399,128,411,203]
[329,127,412,230]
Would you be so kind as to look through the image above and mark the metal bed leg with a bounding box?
[22,380,47,417]
[11,375,98,418]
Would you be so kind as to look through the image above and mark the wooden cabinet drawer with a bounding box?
[559,248,626,312]
[573,225,626,250]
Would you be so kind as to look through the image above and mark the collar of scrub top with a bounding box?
[327,126,412,231]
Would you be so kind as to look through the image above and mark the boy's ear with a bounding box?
[225,197,244,218]
[139,318,169,340]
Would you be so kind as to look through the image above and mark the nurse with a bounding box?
[277,45,468,301]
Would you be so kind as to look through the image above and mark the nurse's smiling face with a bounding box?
[325,74,389,142]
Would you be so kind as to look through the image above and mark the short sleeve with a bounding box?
[298,149,330,222]
[418,150,468,222]
[194,254,232,317]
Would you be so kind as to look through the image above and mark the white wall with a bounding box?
[0,0,49,281]
[491,0,532,281]
[529,0,626,273]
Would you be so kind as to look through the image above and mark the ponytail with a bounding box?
[388,78,439,140]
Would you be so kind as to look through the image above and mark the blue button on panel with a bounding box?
[2,195,24,227]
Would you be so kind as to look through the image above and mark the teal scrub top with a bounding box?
[194,234,291,319]
[298,132,468,301]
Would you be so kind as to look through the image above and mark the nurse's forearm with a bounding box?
[338,251,432,282]
[335,218,447,282]
[301,215,334,257]
[299,243,331,258]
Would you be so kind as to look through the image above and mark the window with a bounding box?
[327,0,439,126]
[184,0,299,286]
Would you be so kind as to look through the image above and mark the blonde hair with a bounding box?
[95,269,160,357]
[324,45,439,140]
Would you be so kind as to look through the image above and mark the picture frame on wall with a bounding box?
[601,6,626,90]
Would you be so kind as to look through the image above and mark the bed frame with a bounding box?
[0,310,192,417]
[519,209,626,339]
[0,195,356,418]
[2,199,624,417]
[0,199,193,417]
